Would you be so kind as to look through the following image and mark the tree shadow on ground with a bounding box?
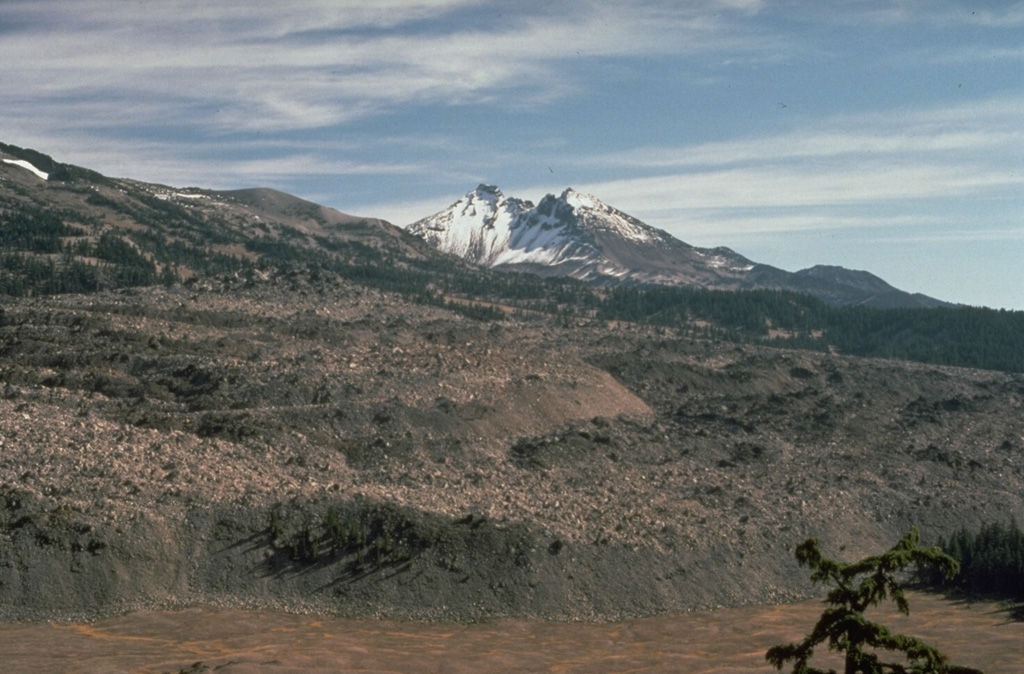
[1004,601,1024,622]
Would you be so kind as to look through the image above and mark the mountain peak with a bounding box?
[472,183,503,199]
[558,187,600,211]
[409,185,709,281]
[407,185,947,308]
[406,185,535,263]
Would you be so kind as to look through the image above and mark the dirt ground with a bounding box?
[0,593,1013,674]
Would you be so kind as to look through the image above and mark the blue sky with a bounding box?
[2,1,1022,309]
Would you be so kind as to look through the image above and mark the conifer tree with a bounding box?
[766,528,983,674]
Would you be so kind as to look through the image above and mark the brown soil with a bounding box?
[0,593,1014,673]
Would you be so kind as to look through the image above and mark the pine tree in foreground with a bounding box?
[766,528,984,674]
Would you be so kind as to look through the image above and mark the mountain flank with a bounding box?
[2,141,1023,622]
[2,272,1023,622]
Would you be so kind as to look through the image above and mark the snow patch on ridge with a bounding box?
[562,188,598,211]
[154,191,209,201]
[561,188,655,244]
[2,158,48,180]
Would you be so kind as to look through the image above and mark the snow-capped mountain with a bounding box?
[404,184,535,266]
[408,185,761,289]
[407,185,950,308]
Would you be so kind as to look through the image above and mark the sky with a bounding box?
[2,1,1022,309]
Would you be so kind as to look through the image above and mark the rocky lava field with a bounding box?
[2,268,1023,622]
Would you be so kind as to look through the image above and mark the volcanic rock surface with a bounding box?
[2,269,1022,621]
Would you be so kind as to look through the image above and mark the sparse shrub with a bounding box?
[289,524,319,563]
[268,504,284,542]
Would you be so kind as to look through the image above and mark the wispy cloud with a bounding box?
[554,94,1024,240]
[596,129,1016,173]
[596,94,1024,170]
[0,0,777,139]
[959,2,1024,27]
[0,0,791,192]
[3,2,1022,229]
[362,90,1024,232]
[586,162,1019,213]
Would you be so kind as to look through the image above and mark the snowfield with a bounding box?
[2,158,48,180]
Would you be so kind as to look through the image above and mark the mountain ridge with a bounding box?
[0,139,950,309]
[408,184,951,309]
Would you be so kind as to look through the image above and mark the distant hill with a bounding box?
[0,141,445,296]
